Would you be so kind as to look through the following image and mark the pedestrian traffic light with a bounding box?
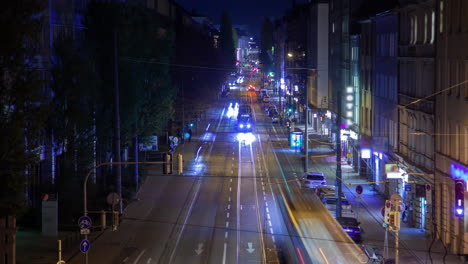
[163,153,173,174]
[455,180,465,217]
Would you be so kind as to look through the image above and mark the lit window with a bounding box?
[424,13,428,43]
[431,11,435,43]
[410,16,414,44]
[414,15,418,44]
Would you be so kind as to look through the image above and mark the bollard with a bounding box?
[101,210,106,230]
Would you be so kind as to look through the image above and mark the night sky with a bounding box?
[176,0,294,37]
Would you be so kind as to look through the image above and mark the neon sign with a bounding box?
[451,162,468,183]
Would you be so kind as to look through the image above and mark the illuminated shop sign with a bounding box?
[345,86,354,125]
[451,162,468,183]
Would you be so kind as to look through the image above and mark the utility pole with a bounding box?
[335,84,342,218]
[113,27,122,214]
[304,75,309,172]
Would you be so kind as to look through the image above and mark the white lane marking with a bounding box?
[249,138,266,262]
[132,249,146,264]
[263,191,266,196]
[222,242,227,264]
[270,228,274,234]
[262,186,265,191]
[195,146,203,160]
[266,208,269,213]
[232,157,234,161]
[265,202,268,206]
[228,196,231,202]
[230,178,232,182]
[229,187,232,192]
[240,205,243,210]
[226,222,229,228]
[272,236,276,243]
[267,213,270,219]
[227,204,231,210]
[146,258,152,264]
[227,212,230,218]
[205,123,210,131]
[167,107,223,262]
[263,196,266,201]
[225,231,228,239]
[231,170,234,174]
[268,220,272,227]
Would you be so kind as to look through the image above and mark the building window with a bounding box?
[410,16,415,44]
[424,13,428,43]
[431,11,435,43]
[440,1,444,33]
[414,15,418,44]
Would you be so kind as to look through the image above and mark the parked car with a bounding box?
[323,197,352,211]
[315,185,336,199]
[336,217,362,242]
[301,172,326,189]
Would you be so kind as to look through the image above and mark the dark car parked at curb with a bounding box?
[336,217,362,243]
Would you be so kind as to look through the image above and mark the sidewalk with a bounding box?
[15,111,215,264]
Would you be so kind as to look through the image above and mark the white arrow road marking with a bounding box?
[195,243,204,255]
[246,242,255,253]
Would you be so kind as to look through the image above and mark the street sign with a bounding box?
[106,192,120,206]
[80,239,90,253]
[355,185,363,195]
[398,202,406,212]
[381,207,385,217]
[80,228,90,235]
[78,216,92,229]
[385,200,392,209]
[404,184,412,192]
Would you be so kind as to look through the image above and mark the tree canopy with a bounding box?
[260,17,274,73]
[219,10,236,70]
[0,0,47,216]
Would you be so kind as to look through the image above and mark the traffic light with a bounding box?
[287,106,293,113]
[455,180,465,217]
[163,153,173,174]
[189,121,195,128]
[388,211,400,232]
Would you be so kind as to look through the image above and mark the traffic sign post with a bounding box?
[80,239,90,253]
[355,185,363,195]
[78,216,92,229]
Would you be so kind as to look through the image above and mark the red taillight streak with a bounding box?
[296,248,306,264]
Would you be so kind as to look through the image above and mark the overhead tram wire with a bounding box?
[121,56,237,72]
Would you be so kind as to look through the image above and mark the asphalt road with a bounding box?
[69,88,366,264]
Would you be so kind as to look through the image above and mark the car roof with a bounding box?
[305,172,324,176]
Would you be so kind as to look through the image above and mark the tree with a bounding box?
[0,0,46,217]
[219,10,236,70]
[260,17,274,73]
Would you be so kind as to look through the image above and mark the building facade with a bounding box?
[397,0,436,232]
[434,0,468,255]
